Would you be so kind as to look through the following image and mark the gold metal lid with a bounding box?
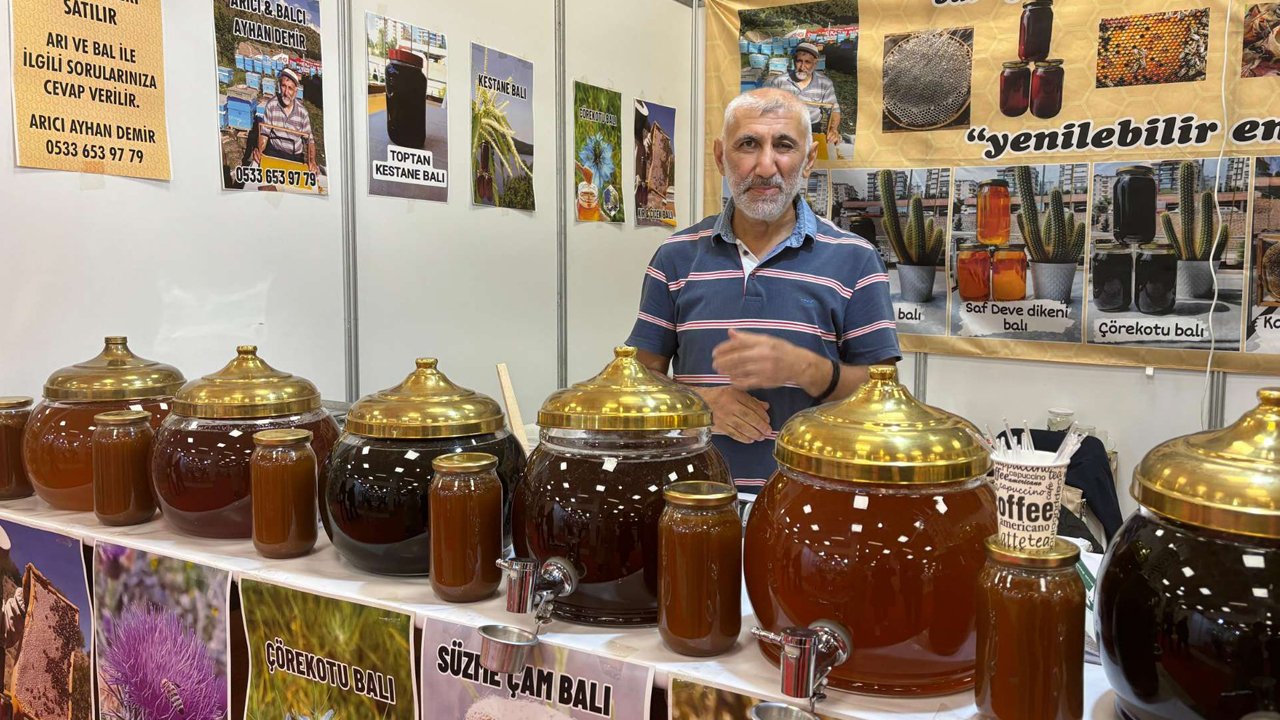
[172,346,323,419]
[1093,242,1130,253]
[978,179,1009,188]
[0,396,33,410]
[1132,387,1280,540]
[1117,165,1154,176]
[344,358,505,439]
[253,428,313,446]
[958,241,989,251]
[775,365,990,484]
[432,452,499,473]
[1034,59,1065,68]
[663,481,737,507]
[537,346,712,431]
[984,536,1080,569]
[1138,243,1175,253]
[43,336,185,401]
[93,409,152,425]
[1001,60,1029,69]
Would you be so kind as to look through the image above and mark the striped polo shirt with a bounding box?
[626,196,900,493]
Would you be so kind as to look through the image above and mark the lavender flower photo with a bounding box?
[94,544,231,720]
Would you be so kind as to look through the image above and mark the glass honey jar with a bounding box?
[429,452,504,603]
[24,336,184,511]
[977,180,1011,247]
[1000,62,1030,118]
[92,410,157,526]
[659,481,741,657]
[250,428,318,559]
[0,397,34,500]
[956,243,992,302]
[1018,0,1054,62]
[992,246,1028,301]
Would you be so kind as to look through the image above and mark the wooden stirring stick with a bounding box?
[496,363,532,456]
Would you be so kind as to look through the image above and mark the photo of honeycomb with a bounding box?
[1096,9,1209,88]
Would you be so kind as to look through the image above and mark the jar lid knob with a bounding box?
[237,345,258,355]
[869,365,897,381]
[416,357,438,370]
[1260,388,1280,407]
[614,346,637,359]
[104,335,128,345]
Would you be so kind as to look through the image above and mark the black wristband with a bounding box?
[816,357,841,401]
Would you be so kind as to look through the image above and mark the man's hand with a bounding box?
[694,386,771,443]
[251,147,263,166]
[712,329,820,392]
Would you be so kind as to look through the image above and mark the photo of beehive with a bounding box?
[1096,9,1209,88]
[1242,4,1280,77]
[881,27,973,132]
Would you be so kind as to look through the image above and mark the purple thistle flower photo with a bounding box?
[101,605,228,720]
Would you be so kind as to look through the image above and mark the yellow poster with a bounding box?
[10,0,170,180]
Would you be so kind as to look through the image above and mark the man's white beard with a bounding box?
[730,169,804,222]
[794,70,810,80]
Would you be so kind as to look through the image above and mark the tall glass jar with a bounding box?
[23,336,183,511]
[975,537,1084,720]
[0,397,33,500]
[659,481,741,657]
[993,246,1028,301]
[511,347,730,627]
[1019,0,1054,62]
[1030,60,1064,120]
[152,346,338,538]
[977,180,1011,247]
[250,428,317,559]
[92,410,156,526]
[430,452,503,603]
[1135,244,1177,315]
[957,243,992,302]
[385,48,427,149]
[746,365,997,696]
[1112,166,1157,244]
[1091,243,1133,312]
[1098,387,1280,720]
[324,358,525,576]
[999,62,1030,118]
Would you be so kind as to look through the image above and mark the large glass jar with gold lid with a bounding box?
[744,365,997,696]
[323,358,526,576]
[510,346,730,626]
[150,346,338,538]
[23,336,184,511]
[1097,387,1280,720]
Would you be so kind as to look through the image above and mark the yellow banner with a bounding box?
[10,0,170,181]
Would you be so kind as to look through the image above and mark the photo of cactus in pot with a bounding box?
[1160,160,1228,300]
[1015,165,1084,304]
[879,168,945,302]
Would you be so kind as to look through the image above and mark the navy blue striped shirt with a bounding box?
[627,196,900,492]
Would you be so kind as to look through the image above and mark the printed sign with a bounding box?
[241,579,416,720]
[366,13,449,201]
[10,0,170,180]
[421,617,653,719]
[214,0,326,194]
[574,81,624,223]
[472,43,534,210]
[634,99,677,227]
[94,544,230,720]
[0,519,93,720]
[669,676,838,720]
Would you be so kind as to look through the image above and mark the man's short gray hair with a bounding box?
[722,89,813,150]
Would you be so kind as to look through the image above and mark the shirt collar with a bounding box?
[714,194,816,254]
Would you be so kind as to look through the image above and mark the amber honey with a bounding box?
[92,410,156,526]
[975,537,1084,719]
[976,181,1011,247]
[250,429,317,559]
[957,244,992,301]
[992,246,1028,301]
[430,453,503,603]
[0,398,33,500]
[659,481,741,657]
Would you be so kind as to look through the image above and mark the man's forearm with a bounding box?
[793,346,877,401]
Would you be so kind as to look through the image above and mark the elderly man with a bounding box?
[767,42,840,145]
[626,88,898,493]
[253,67,318,176]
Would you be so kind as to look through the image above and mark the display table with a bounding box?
[0,497,1120,719]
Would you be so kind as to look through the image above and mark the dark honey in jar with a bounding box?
[659,481,741,657]
[250,428,318,559]
[92,410,157,526]
[0,397,33,500]
[430,452,503,603]
[975,537,1084,720]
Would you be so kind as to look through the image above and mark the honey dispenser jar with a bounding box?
[151,346,339,538]
[510,346,730,626]
[744,364,997,696]
[1097,387,1280,720]
[324,358,525,576]
[24,336,184,511]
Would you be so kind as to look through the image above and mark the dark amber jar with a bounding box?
[429,453,503,603]
[659,481,741,657]
[250,428,317,559]
[1030,60,1064,120]
[1091,243,1133,312]
[1135,244,1177,315]
[1019,0,1053,62]
[0,397,34,500]
[999,62,1030,118]
[957,244,992,302]
[975,537,1084,720]
[385,48,427,149]
[1112,166,1157,244]
[92,410,157,526]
